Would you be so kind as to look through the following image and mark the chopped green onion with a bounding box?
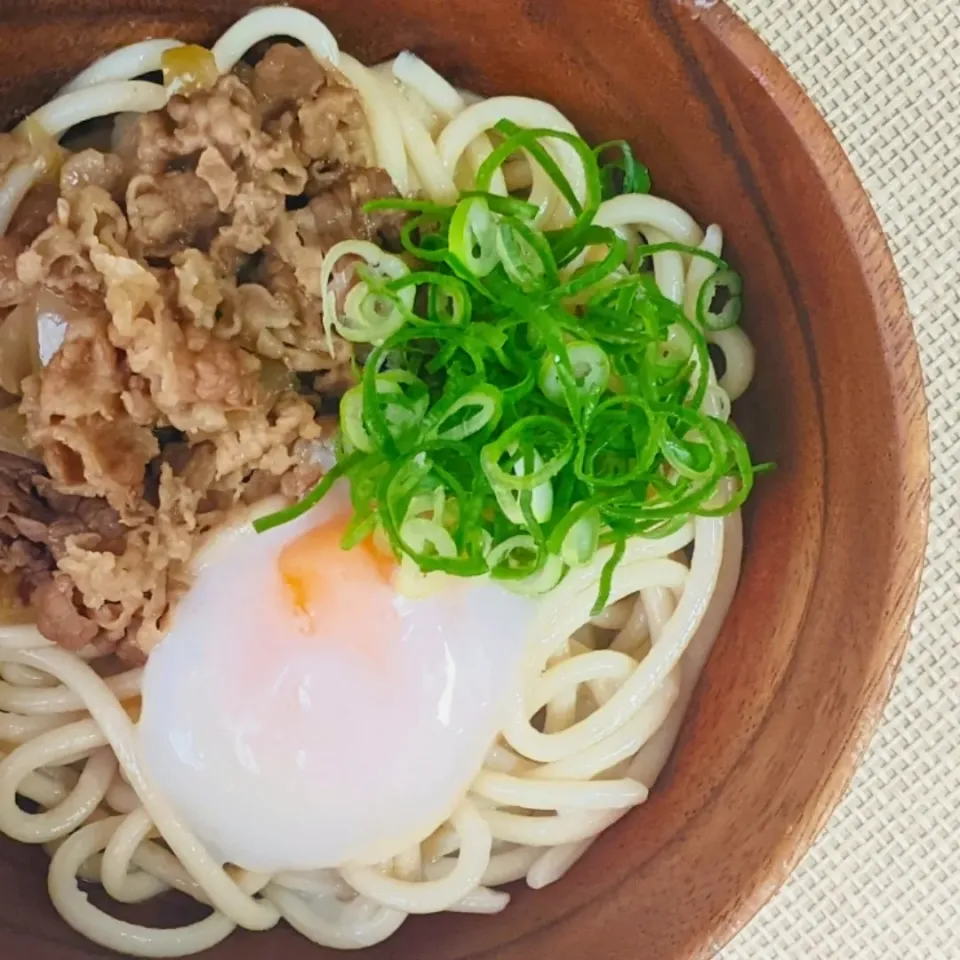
[594,140,652,199]
[575,395,659,488]
[631,242,727,270]
[560,504,601,566]
[496,218,555,292]
[658,408,725,482]
[591,537,626,616]
[486,534,535,568]
[340,280,407,343]
[427,275,472,325]
[503,553,566,595]
[424,385,503,442]
[486,536,564,594]
[340,385,373,453]
[363,197,454,216]
[478,121,603,262]
[527,310,585,422]
[259,125,764,609]
[477,127,581,217]
[449,195,499,277]
[253,452,363,533]
[459,190,540,221]
[539,341,611,405]
[697,269,743,331]
[491,447,554,525]
[340,371,428,453]
[399,517,458,559]
[321,243,414,346]
[552,230,629,300]
[480,417,575,492]
[400,214,452,263]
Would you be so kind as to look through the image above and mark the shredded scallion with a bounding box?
[255,126,762,608]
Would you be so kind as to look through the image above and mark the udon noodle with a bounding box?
[0,7,754,955]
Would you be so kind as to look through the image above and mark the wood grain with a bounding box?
[0,1,930,958]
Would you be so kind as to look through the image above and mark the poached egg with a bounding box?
[138,485,535,872]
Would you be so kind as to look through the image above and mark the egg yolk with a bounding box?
[275,517,400,662]
[278,518,395,623]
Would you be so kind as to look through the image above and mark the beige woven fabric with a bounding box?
[721,1,959,957]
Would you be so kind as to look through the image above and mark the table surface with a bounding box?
[722,1,958,957]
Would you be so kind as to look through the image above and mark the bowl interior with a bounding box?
[0,1,928,958]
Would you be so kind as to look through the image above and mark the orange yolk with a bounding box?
[278,516,396,617]
[276,516,399,651]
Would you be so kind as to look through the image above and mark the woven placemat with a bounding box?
[721,1,958,957]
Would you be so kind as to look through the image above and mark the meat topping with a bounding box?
[0,43,404,656]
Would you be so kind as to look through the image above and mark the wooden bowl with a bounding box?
[0,1,929,958]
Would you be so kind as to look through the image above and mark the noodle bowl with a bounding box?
[0,7,755,955]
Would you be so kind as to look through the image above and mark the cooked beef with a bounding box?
[252,43,327,110]
[0,451,133,654]
[59,149,125,201]
[214,179,285,259]
[20,304,160,512]
[0,452,49,536]
[16,184,128,296]
[32,574,100,651]
[0,43,403,656]
[195,145,238,212]
[114,112,177,177]
[166,74,260,165]
[298,87,371,166]
[308,166,402,245]
[126,171,222,258]
[0,454,126,569]
[7,183,59,247]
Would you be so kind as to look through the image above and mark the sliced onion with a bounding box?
[0,290,78,395]
[161,45,219,97]
[0,304,39,395]
[36,293,71,366]
[0,406,33,459]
